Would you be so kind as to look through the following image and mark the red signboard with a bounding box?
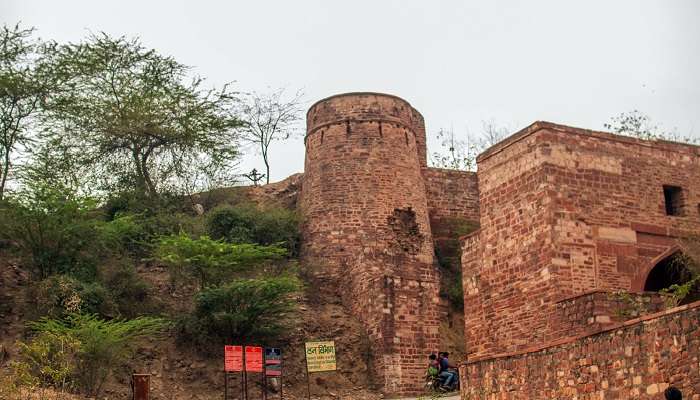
[224,345,243,372]
[244,346,264,372]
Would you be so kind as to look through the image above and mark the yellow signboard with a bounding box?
[305,341,336,372]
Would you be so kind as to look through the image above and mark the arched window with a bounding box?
[644,252,699,305]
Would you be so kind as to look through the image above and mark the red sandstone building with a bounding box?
[298,92,700,398]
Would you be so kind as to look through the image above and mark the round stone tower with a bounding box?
[299,93,441,396]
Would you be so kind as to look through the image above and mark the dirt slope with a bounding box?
[0,254,380,400]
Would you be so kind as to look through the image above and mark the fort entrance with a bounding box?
[645,252,699,305]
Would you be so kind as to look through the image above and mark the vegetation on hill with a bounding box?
[0,22,305,399]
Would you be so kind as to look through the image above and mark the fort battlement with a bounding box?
[300,93,441,395]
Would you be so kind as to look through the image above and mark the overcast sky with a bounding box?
[3,1,699,182]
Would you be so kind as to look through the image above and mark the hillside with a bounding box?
[1,250,383,400]
[0,175,464,399]
[0,178,382,400]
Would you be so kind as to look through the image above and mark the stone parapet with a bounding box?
[460,300,700,399]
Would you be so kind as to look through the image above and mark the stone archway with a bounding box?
[644,251,699,305]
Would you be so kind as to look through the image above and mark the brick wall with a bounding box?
[462,127,557,358]
[299,93,440,396]
[463,122,700,360]
[546,290,668,344]
[460,300,700,400]
[422,167,480,239]
[537,124,700,295]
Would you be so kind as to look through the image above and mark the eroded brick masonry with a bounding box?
[460,302,700,399]
[296,93,700,397]
[461,122,700,398]
[299,93,478,396]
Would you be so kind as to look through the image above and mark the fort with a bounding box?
[297,92,700,398]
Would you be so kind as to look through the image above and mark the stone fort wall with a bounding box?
[299,93,441,395]
[298,92,700,397]
[459,300,700,400]
[422,167,480,241]
[462,122,700,360]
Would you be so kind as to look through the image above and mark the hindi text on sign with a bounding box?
[305,341,336,373]
[224,345,243,372]
[245,346,264,373]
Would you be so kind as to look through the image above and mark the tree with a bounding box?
[0,182,107,281]
[480,119,508,148]
[239,88,303,184]
[604,110,663,140]
[0,24,50,199]
[604,110,698,143]
[42,33,242,198]
[21,135,89,196]
[431,127,477,171]
[430,120,509,171]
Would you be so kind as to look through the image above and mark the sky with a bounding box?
[3,0,700,182]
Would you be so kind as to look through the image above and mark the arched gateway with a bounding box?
[644,251,699,305]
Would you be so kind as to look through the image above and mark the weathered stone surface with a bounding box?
[299,93,441,396]
[462,122,700,360]
[296,94,700,398]
[460,301,700,399]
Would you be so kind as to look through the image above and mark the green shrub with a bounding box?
[142,211,205,240]
[102,264,154,318]
[206,204,300,254]
[155,233,287,289]
[29,269,153,319]
[100,213,149,256]
[12,331,79,393]
[0,186,110,281]
[99,211,204,258]
[103,190,184,220]
[29,275,118,319]
[444,279,464,310]
[30,314,168,397]
[178,276,300,350]
[207,204,254,242]
[663,243,700,306]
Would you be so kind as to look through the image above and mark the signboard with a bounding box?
[245,346,264,373]
[224,345,243,372]
[304,341,336,373]
[265,347,282,376]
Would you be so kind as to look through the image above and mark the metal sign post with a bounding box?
[265,348,283,400]
[303,349,311,400]
[245,346,264,400]
[304,340,337,400]
[224,345,245,400]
